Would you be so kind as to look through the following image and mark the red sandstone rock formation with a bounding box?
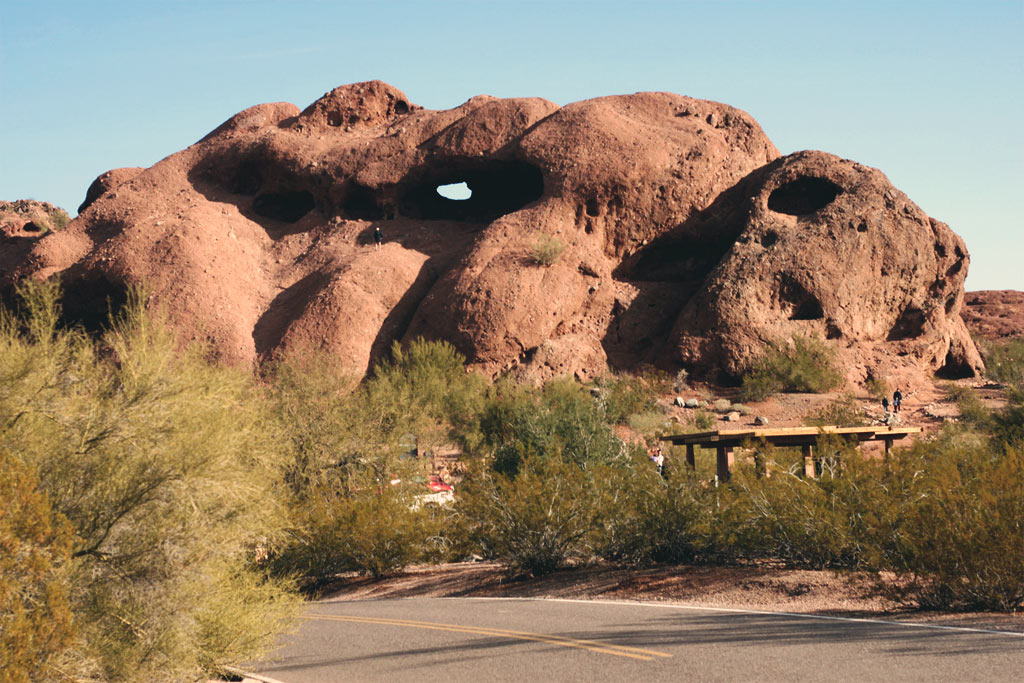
[2,81,983,385]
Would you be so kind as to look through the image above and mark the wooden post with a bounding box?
[883,438,893,459]
[686,444,696,470]
[801,444,815,478]
[716,446,734,482]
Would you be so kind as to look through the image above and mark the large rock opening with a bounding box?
[397,160,544,222]
[768,176,842,215]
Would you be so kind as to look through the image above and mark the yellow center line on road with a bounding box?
[303,613,673,661]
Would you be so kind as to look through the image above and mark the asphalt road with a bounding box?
[251,597,1024,682]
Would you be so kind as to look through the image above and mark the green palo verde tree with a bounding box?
[0,281,299,682]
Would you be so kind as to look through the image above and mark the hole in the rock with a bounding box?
[936,349,975,379]
[779,275,824,320]
[327,112,343,127]
[586,198,600,217]
[58,275,130,336]
[436,182,471,201]
[887,305,925,341]
[767,176,843,215]
[394,100,410,115]
[934,241,947,258]
[584,220,594,235]
[946,260,963,278]
[252,190,315,223]
[954,245,964,259]
[826,322,842,339]
[857,220,868,233]
[945,295,957,315]
[761,230,779,247]
[22,222,42,233]
[398,161,543,222]
[232,162,263,195]
[340,183,386,220]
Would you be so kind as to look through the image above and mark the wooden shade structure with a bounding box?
[660,426,921,481]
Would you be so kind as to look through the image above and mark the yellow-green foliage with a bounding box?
[458,454,607,576]
[267,339,483,584]
[0,281,299,681]
[528,234,565,267]
[0,451,76,683]
[980,336,1024,391]
[740,334,844,401]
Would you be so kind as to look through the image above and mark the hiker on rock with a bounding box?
[373,226,383,251]
[893,388,903,413]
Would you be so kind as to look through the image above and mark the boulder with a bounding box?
[1,82,983,383]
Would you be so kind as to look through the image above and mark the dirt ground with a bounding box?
[317,561,1023,634]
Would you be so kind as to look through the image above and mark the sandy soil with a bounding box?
[316,561,1023,634]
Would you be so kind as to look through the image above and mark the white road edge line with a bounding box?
[439,596,1024,638]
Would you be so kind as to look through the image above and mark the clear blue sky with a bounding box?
[2,0,1021,289]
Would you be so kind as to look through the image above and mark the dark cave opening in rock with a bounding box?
[252,190,315,223]
[340,183,386,220]
[58,275,130,336]
[936,349,976,379]
[22,222,42,233]
[768,176,843,215]
[779,275,824,320]
[398,161,544,222]
[887,305,926,341]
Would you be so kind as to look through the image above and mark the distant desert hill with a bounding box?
[962,290,1024,340]
[2,81,983,387]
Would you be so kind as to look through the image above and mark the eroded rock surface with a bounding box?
[2,81,982,384]
[962,291,1024,340]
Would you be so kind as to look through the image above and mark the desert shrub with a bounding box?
[879,435,1024,611]
[865,376,889,401]
[599,373,658,425]
[712,398,732,412]
[740,334,844,401]
[593,463,717,566]
[479,378,635,476]
[727,440,886,569]
[672,368,689,392]
[692,409,716,431]
[627,410,670,440]
[528,234,566,266]
[805,393,868,427]
[0,451,76,683]
[48,209,71,232]
[274,486,443,582]
[980,336,1024,391]
[0,281,299,681]
[458,454,605,576]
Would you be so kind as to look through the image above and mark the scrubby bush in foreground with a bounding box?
[0,282,299,681]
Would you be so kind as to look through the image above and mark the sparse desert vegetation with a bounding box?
[2,284,1022,682]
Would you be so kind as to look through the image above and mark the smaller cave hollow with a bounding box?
[779,275,824,320]
[58,274,130,335]
[887,305,926,341]
[768,176,843,216]
[252,190,315,223]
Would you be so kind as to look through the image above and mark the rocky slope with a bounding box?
[2,81,982,386]
[961,290,1024,340]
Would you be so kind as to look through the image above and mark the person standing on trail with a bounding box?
[881,397,889,413]
[373,226,383,251]
[893,388,903,413]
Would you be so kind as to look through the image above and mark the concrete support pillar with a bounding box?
[686,444,696,471]
[716,446,734,482]
[802,444,816,479]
